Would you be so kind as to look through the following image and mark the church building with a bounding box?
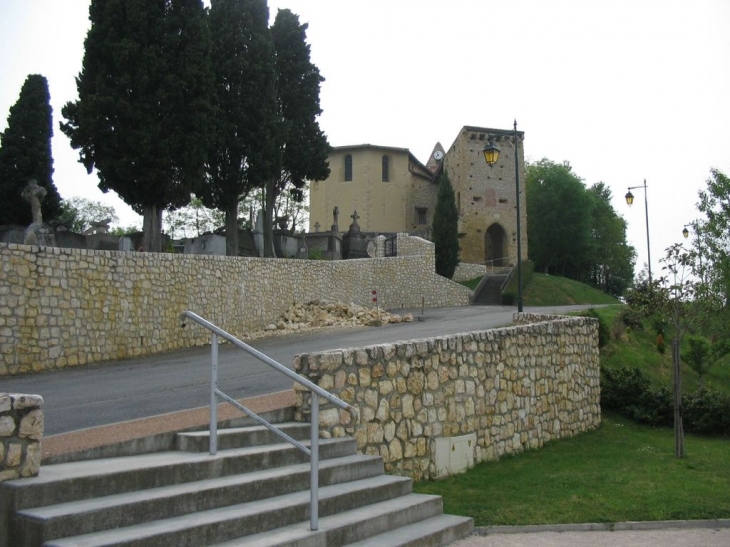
[308,125,528,268]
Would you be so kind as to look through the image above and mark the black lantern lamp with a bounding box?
[682,226,689,239]
[482,141,500,168]
[625,190,635,206]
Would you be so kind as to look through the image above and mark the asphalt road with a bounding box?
[2,305,596,435]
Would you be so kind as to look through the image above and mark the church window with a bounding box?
[416,207,427,225]
[344,154,353,181]
[382,155,390,182]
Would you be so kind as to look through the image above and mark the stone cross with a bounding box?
[21,179,46,225]
[349,210,361,232]
[314,221,321,232]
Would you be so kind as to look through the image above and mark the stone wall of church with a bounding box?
[0,234,469,375]
[293,313,601,480]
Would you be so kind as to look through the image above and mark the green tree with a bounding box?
[61,0,213,252]
[201,0,277,255]
[696,169,730,307]
[432,169,460,278]
[586,182,636,296]
[239,185,310,233]
[0,74,61,225]
[57,197,119,233]
[163,196,225,239]
[682,335,719,390]
[525,159,592,278]
[264,9,330,256]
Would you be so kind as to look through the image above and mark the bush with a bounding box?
[601,365,730,436]
[618,307,643,331]
[683,389,730,436]
[601,367,650,417]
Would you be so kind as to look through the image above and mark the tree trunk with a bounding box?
[672,338,685,458]
[263,178,277,257]
[225,201,239,257]
[142,204,163,252]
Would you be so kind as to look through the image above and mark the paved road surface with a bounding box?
[3,305,595,435]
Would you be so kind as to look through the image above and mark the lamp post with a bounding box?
[482,120,523,312]
[625,179,652,282]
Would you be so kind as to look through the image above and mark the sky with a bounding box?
[1,0,729,277]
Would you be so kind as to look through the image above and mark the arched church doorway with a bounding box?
[485,223,506,267]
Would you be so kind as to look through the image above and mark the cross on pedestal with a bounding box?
[314,222,321,232]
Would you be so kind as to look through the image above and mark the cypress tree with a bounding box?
[0,74,61,226]
[61,0,213,252]
[432,169,460,278]
[201,0,277,256]
[264,9,330,256]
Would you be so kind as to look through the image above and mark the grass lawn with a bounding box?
[414,412,730,526]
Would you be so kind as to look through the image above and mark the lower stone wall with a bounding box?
[0,393,43,482]
[452,263,487,282]
[0,234,469,375]
[294,313,601,480]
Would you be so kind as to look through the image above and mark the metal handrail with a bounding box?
[483,256,512,272]
[180,310,359,532]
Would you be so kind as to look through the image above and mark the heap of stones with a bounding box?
[254,300,413,337]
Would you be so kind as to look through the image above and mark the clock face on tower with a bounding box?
[433,151,443,160]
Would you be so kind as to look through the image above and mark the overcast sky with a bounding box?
[2,0,729,277]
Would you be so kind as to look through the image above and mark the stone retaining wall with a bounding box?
[452,263,487,282]
[0,393,43,482]
[294,313,601,480]
[0,234,469,375]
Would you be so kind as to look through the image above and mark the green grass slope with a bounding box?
[459,272,620,306]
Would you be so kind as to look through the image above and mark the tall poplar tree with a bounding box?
[265,9,330,256]
[201,0,277,256]
[432,169,460,278]
[61,0,213,252]
[0,74,61,225]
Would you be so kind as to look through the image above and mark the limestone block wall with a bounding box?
[452,263,487,282]
[0,235,469,375]
[0,393,43,482]
[294,313,600,480]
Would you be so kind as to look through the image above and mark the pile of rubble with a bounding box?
[246,300,413,339]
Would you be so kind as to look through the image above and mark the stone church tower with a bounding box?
[441,125,528,267]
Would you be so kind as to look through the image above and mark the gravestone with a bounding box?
[343,209,368,259]
[253,210,264,257]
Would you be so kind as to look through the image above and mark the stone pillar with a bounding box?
[0,393,44,482]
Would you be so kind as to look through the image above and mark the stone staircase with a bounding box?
[1,409,473,547]
[472,273,509,305]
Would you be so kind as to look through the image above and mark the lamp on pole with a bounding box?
[625,179,652,282]
[482,120,523,312]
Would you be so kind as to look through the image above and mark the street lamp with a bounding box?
[482,120,523,312]
[625,179,652,282]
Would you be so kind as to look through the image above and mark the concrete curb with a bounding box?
[474,519,730,535]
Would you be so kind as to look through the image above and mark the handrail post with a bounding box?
[210,333,218,455]
[310,394,319,531]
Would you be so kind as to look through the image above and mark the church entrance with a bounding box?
[484,223,506,267]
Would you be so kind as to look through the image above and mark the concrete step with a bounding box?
[347,514,474,546]
[210,493,447,546]
[176,422,312,452]
[4,437,356,511]
[43,475,415,547]
[14,453,384,545]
